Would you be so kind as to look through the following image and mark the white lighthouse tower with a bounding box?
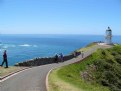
[105,27,112,45]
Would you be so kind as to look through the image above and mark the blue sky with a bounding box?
[0,0,121,35]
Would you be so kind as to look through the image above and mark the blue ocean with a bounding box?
[0,34,121,66]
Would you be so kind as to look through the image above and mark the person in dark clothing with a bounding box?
[1,50,8,68]
[59,53,64,62]
[55,54,58,63]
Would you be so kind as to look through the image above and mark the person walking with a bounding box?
[1,50,8,68]
[81,51,84,58]
[59,53,64,62]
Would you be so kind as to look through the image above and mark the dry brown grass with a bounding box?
[0,66,27,77]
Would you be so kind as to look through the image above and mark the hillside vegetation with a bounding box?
[49,45,121,91]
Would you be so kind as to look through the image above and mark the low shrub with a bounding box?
[115,55,121,64]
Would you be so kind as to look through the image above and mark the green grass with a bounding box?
[55,53,109,91]
[49,45,121,91]
[49,69,83,91]
[49,56,109,91]
[77,42,97,52]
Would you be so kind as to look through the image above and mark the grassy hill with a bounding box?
[49,45,121,91]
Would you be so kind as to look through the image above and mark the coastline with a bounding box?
[14,42,98,67]
[0,42,114,91]
[1,35,121,66]
[0,42,96,79]
[14,51,81,67]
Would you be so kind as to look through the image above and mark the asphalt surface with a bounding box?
[0,44,111,91]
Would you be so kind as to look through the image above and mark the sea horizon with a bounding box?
[1,34,121,36]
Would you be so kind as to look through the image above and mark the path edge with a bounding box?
[0,67,32,81]
[46,68,54,91]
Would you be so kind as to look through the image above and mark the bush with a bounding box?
[106,59,115,64]
[102,50,106,55]
[115,55,121,64]
[110,85,121,91]
[101,79,109,86]
[111,51,117,56]
[103,71,118,84]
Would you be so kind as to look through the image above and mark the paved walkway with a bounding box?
[0,45,111,91]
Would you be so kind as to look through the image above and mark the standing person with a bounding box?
[73,51,76,57]
[81,51,84,58]
[1,50,8,68]
[54,54,58,63]
[60,53,64,62]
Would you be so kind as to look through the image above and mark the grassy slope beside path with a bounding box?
[49,69,83,91]
[48,43,111,91]
[48,55,109,91]
[77,42,97,52]
[49,45,121,91]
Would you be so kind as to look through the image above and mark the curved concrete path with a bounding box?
[0,45,111,91]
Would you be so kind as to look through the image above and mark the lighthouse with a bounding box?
[105,27,112,45]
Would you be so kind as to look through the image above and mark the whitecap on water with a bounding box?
[19,44,38,47]
[0,44,16,50]
[19,44,32,47]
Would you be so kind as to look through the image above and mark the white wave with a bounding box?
[1,45,8,49]
[19,44,32,47]
[0,44,16,49]
[19,44,38,47]
[0,43,37,48]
